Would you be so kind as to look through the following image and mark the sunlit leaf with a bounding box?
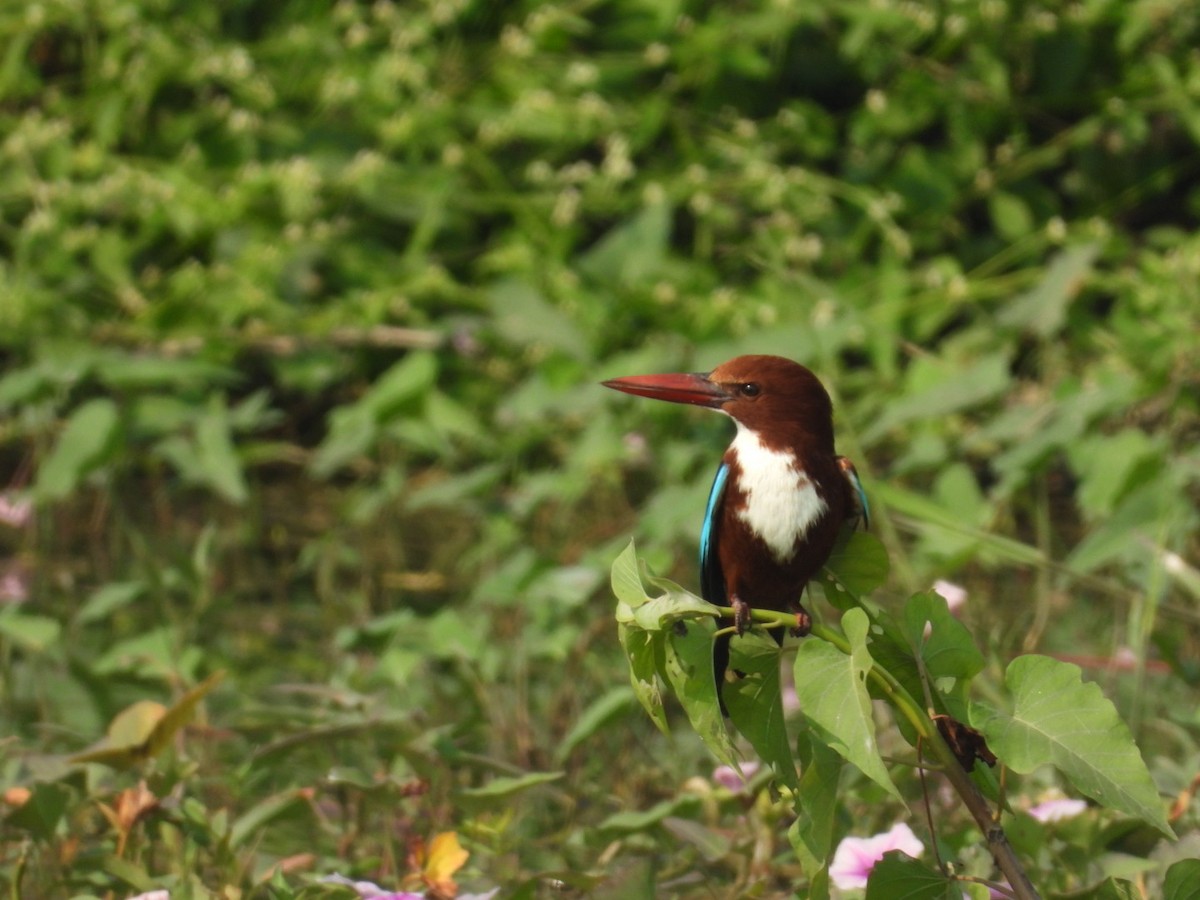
[577,201,670,288]
[70,672,224,768]
[1063,877,1139,900]
[862,353,1010,441]
[618,624,668,734]
[489,280,588,360]
[76,581,145,625]
[1165,859,1200,900]
[555,686,637,763]
[310,404,377,477]
[662,816,730,862]
[865,852,958,899]
[195,395,248,504]
[899,590,984,713]
[228,788,314,850]
[361,352,438,422]
[36,398,122,501]
[599,796,699,833]
[824,530,890,596]
[459,771,564,799]
[793,609,900,799]
[663,617,736,766]
[631,589,721,631]
[971,656,1172,836]
[725,631,796,789]
[611,539,646,611]
[0,610,61,651]
[999,243,1100,337]
[789,729,843,878]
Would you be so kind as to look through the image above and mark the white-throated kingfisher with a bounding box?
[604,354,868,704]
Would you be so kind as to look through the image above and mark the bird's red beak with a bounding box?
[602,371,729,409]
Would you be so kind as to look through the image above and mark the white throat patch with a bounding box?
[729,423,827,562]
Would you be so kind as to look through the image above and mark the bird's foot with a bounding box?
[790,608,812,638]
[732,596,752,635]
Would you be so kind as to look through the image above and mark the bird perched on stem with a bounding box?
[604,354,868,704]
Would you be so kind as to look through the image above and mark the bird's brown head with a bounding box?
[602,354,835,451]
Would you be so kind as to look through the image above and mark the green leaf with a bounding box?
[611,539,647,612]
[311,405,377,477]
[789,729,843,876]
[663,617,736,766]
[661,817,730,862]
[228,789,313,850]
[69,672,224,768]
[0,610,61,651]
[599,796,698,833]
[76,581,145,625]
[862,353,1011,442]
[865,852,959,899]
[618,624,668,734]
[1165,859,1200,900]
[999,243,1100,337]
[555,687,637,763]
[1063,877,1139,900]
[36,398,122,501]
[5,781,71,840]
[195,395,248,504]
[724,632,797,789]
[988,190,1033,242]
[489,280,588,360]
[459,770,564,799]
[900,591,984,710]
[793,609,900,799]
[971,656,1172,836]
[577,202,670,288]
[1067,429,1160,519]
[631,589,722,631]
[360,352,438,422]
[824,530,890,596]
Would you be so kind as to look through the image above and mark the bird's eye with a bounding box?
[739,383,761,397]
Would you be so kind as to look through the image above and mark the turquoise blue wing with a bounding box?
[837,456,870,530]
[699,461,729,605]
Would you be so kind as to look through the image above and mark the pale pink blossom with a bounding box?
[1028,798,1087,823]
[712,761,760,793]
[932,579,967,614]
[0,567,28,604]
[1113,647,1138,668]
[126,892,170,900]
[320,875,497,900]
[829,822,924,890]
[0,493,31,528]
[320,876,422,899]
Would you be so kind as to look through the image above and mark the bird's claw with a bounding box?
[790,609,812,638]
[732,596,752,635]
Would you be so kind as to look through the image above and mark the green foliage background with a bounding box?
[1,0,1199,896]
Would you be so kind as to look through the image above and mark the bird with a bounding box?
[603,354,869,706]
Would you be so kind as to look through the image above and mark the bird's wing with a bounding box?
[699,461,730,604]
[837,456,870,530]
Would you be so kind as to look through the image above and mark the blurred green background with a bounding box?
[1,0,1198,896]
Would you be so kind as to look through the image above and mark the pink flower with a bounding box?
[712,761,760,793]
[0,493,31,529]
[320,875,423,899]
[829,822,924,890]
[932,580,967,614]
[1028,798,1087,823]
[0,567,28,604]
